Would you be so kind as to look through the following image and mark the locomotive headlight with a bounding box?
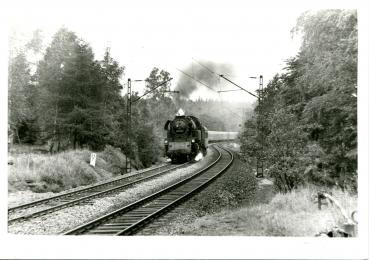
[191,139,195,143]
[164,139,168,144]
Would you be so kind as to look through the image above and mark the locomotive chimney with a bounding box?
[176,108,185,116]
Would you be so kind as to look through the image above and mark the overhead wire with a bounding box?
[177,59,244,119]
[217,82,244,119]
[192,58,217,76]
[192,58,259,97]
[190,59,246,119]
[176,67,218,93]
[219,75,258,98]
[133,77,173,102]
[192,58,238,79]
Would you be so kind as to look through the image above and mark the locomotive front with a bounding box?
[164,115,208,162]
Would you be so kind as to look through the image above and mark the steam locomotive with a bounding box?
[164,115,208,162]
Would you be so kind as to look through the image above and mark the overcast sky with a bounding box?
[4,0,359,104]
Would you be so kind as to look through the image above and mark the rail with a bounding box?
[8,163,187,224]
[64,145,233,235]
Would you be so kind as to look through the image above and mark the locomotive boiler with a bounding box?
[164,114,208,162]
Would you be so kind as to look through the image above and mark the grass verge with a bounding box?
[157,184,357,236]
[8,145,132,193]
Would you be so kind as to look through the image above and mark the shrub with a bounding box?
[99,145,126,175]
[37,156,100,192]
[135,126,160,168]
[8,148,116,193]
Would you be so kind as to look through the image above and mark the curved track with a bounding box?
[64,145,233,235]
[8,163,187,224]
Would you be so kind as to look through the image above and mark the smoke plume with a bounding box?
[175,61,234,99]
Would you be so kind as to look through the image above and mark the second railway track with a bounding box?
[64,145,233,235]
[8,162,188,224]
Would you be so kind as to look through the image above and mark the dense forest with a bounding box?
[240,10,357,192]
[8,29,248,169]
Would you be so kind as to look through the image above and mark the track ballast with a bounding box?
[8,163,186,224]
[64,145,233,235]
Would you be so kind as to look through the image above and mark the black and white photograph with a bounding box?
[1,0,368,258]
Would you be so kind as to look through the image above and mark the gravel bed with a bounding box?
[8,163,170,220]
[8,203,57,220]
[136,148,260,235]
[8,148,217,235]
[8,190,56,208]
[8,162,168,208]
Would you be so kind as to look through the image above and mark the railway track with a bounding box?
[64,145,233,235]
[8,163,187,224]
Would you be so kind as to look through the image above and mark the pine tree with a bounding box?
[8,52,37,143]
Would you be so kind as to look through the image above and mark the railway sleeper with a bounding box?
[87,230,118,235]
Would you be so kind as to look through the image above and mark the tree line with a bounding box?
[240,10,357,192]
[8,28,245,169]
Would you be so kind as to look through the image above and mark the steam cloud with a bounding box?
[175,61,234,99]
